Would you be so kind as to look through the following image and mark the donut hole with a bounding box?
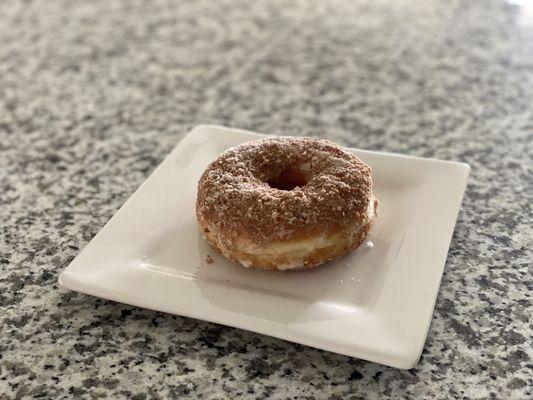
[267,167,308,191]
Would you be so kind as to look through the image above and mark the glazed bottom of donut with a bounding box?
[203,220,374,271]
[199,199,377,271]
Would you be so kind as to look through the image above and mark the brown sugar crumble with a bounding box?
[205,254,214,264]
[196,137,373,246]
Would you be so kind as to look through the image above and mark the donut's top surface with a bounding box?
[196,137,374,245]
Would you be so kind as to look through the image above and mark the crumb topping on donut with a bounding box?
[196,137,374,246]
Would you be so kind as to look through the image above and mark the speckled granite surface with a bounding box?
[1,0,532,398]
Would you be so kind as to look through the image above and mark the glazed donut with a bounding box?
[196,137,378,271]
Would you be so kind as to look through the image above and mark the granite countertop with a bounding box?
[1,0,532,398]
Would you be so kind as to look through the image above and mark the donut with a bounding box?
[196,137,378,271]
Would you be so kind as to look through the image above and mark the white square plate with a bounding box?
[59,125,469,369]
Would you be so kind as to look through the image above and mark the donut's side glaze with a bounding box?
[198,198,377,271]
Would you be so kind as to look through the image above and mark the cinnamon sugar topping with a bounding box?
[196,137,374,246]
